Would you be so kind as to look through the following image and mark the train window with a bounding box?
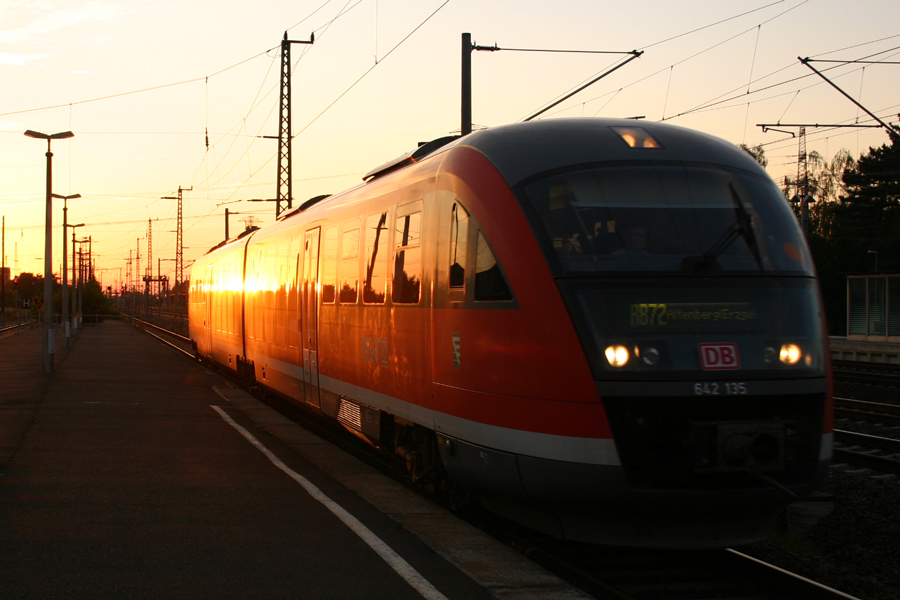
[340,226,359,304]
[288,237,301,348]
[275,242,289,347]
[449,202,469,289]
[393,212,422,304]
[246,249,260,339]
[522,164,815,275]
[363,212,389,304]
[264,245,277,342]
[322,227,338,303]
[474,231,513,301]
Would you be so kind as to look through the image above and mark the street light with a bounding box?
[65,220,85,346]
[73,234,90,329]
[54,193,81,348]
[25,129,74,373]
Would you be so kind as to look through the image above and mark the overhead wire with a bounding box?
[295,0,451,138]
[187,0,368,207]
[530,0,807,121]
[0,49,277,118]
[184,0,452,240]
[667,44,900,121]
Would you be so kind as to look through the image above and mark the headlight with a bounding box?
[638,345,660,366]
[605,344,630,367]
[779,343,802,365]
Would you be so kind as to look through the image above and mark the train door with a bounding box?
[302,228,321,408]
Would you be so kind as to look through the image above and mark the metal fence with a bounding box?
[847,275,900,341]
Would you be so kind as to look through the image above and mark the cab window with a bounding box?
[474,231,512,301]
[449,202,469,290]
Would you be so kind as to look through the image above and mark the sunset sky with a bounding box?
[1,0,897,288]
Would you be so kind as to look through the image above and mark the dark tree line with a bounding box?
[762,131,900,334]
[3,272,114,317]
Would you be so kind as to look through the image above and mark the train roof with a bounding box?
[457,118,767,188]
[226,118,766,250]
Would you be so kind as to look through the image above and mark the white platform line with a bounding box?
[210,405,449,600]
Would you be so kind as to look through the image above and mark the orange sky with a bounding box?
[1,0,897,286]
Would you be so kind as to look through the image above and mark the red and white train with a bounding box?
[189,118,832,547]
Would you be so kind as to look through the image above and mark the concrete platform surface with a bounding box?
[0,322,592,600]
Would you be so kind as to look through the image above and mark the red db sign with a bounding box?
[699,343,740,370]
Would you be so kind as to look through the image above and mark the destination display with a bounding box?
[629,302,758,328]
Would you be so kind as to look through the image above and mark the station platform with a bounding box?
[0,322,590,600]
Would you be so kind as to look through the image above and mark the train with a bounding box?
[189,118,832,548]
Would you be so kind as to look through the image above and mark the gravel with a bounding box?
[740,382,900,600]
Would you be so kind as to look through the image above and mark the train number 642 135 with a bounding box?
[694,382,748,396]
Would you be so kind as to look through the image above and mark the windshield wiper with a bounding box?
[687,183,765,272]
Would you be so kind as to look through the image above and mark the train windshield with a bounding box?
[522,163,814,275]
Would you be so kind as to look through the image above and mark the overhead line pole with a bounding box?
[798,57,895,134]
[757,121,884,236]
[758,123,883,130]
[459,32,642,133]
[273,31,314,218]
[2,216,5,327]
[524,51,643,122]
[462,33,472,136]
[162,186,191,307]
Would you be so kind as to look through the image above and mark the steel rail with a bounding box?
[132,316,194,358]
[834,429,900,454]
[832,448,900,475]
[832,360,900,386]
[834,397,900,427]
[725,549,862,600]
[834,397,900,415]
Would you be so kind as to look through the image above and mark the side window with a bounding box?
[449,202,469,289]
[340,225,359,304]
[264,245,277,341]
[393,211,422,304]
[363,211,388,304]
[246,249,260,338]
[322,227,337,303]
[475,231,512,301]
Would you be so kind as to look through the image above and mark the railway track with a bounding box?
[134,320,863,600]
[834,397,900,426]
[476,520,861,600]
[132,317,194,358]
[833,396,900,474]
[833,430,900,475]
[832,359,900,386]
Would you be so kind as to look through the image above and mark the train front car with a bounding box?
[435,119,831,548]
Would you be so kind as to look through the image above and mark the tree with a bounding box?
[793,133,900,334]
[15,272,42,300]
[834,132,900,274]
[82,276,115,321]
[781,149,856,241]
[739,143,768,169]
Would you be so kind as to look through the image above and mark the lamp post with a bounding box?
[25,129,74,372]
[55,193,81,348]
[72,227,85,329]
[74,236,90,328]
[64,219,85,346]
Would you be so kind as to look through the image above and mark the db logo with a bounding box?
[699,343,740,370]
